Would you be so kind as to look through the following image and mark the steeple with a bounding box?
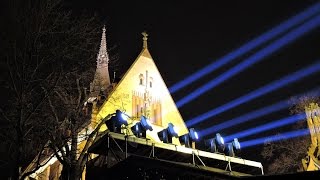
[97,25,109,67]
[89,26,111,97]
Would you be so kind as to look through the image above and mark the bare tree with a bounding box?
[261,92,319,175]
[41,66,112,180]
[261,121,310,174]
[0,0,106,179]
[289,93,320,115]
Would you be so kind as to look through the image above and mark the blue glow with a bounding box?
[233,138,241,150]
[198,87,320,137]
[179,134,191,147]
[140,116,153,131]
[187,60,320,127]
[216,133,225,145]
[225,143,235,156]
[241,129,309,148]
[116,110,129,125]
[204,138,218,152]
[199,100,288,137]
[204,133,225,152]
[224,113,306,142]
[177,15,320,109]
[169,2,320,94]
[189,128,199,140]
[179,128,199,147]
[168,123,179,138]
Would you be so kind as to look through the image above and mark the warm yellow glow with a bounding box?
[95,48,188,145]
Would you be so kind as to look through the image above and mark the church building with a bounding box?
[23,26,263,180]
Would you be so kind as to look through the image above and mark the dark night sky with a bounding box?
[69,0,320,163]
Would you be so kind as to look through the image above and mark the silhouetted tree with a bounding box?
[0,0,119,179]
[261,91,319,175]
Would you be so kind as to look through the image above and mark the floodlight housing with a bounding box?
[131,116,153,138]
[225,143,235,157]
[232,138,241,152]
[204,133,225,153]
[157,123,178,144]
[179,128,199,148]
[105,110,129,133]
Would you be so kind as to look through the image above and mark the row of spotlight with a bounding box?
[104,110,241,157]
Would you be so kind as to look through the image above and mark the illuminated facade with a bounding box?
[93,30,189,145]
[24,27,189,179]
[302,102,320,171]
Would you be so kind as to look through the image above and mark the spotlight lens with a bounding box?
[167,123,178,137]
[233,138,241,150]
[146,117,152,126]
[173,126,179,134]
[216,133,224,145]
[194,132,199,140]
[189,128,199,141]
[121,113,128,121]
[220,137,224,144]
[141,116,153,131]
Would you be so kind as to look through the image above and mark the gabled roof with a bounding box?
[95,32,188,144]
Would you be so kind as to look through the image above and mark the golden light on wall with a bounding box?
[95,49,188,145]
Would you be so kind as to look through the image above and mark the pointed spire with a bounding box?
[89,25,111,98]
[142,31,148,49]
[97,25,109,67]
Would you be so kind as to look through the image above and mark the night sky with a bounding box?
[69,0,320,163]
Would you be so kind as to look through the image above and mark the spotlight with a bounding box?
[105,110,129,133]
[225,138,241,157]
[131,116,153,138]
[157,123,179,144]
[225,143,235,157]
[179,128,199,148]
[204,133,225,153]
[232,138,241,152]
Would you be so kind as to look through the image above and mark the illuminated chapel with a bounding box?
[24,26,264,180]
[24,26,189,179]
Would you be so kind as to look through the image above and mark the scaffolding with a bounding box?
[88,131,264,178]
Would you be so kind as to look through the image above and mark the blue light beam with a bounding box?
[198,87,320,137]
[224,113,306,142]
[240,128,309,148]
[169,2,320,94]
[199,100,288,137]
[177,14,320,109]
[187,60,320,127]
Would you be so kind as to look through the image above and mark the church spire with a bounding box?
[97,25,109,67]
[142,31,148,49]
[89,26,111,97]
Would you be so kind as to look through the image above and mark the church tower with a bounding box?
[86,26,113,126]
[89,26,111,98]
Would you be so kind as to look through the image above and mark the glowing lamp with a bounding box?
[232,138,241,152]
[179,128,199,148]
[131,116,153,138]
[204,133,225,153]
[157,123,179,144]
[105,110,129,133]
[225,143,235,157]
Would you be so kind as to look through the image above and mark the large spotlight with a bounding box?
[131,116,153,138]
[204,133,225,153]
[225,143,235,157]
[232,138,241,152]
[179,128,199,148]
[105,110,129,133]
[225,138,241,157]
[157,123,179,144]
